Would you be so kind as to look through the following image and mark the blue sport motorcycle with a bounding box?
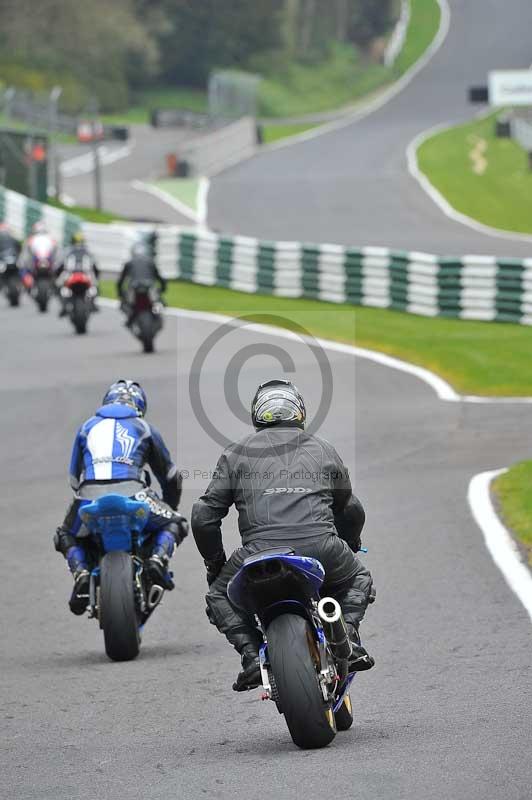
[227,547,357,749]
[79,493,167,662]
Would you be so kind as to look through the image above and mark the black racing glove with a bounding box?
[204,551,227,586]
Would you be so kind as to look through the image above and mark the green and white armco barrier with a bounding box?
[0,184,81,246]
[0,185,142,271]
[160,229,532,325]
[2,184,532,325]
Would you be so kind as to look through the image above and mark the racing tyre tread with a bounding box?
[267,613,336,749]
[100,551,140,662]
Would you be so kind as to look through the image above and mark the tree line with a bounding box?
[0,0,398,110]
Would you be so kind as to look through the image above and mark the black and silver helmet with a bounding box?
[251,379,306,430]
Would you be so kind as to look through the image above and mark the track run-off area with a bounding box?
[2,2,532,799]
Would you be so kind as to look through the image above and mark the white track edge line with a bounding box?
[197,177,210,230]
[130,180,200,224]
[98,298,532,404]
[468,469,532,622]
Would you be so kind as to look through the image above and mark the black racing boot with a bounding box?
[233,645,261,692]
[145,554,175,591]
[347,623,375,672]
[69,570,90,615]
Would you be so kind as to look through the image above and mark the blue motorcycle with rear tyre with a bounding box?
[80,493,167,662]
[227,548,357,750]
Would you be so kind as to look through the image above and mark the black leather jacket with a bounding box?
[117,256,166,297]
[192,426,365,561]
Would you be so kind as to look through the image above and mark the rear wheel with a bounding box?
[36,284,49,312]
[137,310,155,353]
[99,551,140,662]
[267,614,336,749]
[334,692,354,731]
[7,278,20,307]
[71,295,88,334]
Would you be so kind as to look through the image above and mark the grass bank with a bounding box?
[493,463,532,564]
[100,278,532,397]
[49,199,123,223]
[417,112,532,234]
[261,123,317,144]
[152,179,200,215]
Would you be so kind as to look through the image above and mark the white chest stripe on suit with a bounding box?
[86,418,116,480]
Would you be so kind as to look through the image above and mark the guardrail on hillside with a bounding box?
[2,185,532,325]
[178,117,258,177]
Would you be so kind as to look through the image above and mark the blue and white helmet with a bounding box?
[102,379,147,416]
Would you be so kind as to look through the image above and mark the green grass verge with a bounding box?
[153,178,200,214]
[261,123,318,144]
[417,112,532,234]
[49,199,124,223]
[493,463,532,563]
[100,278,532,396]
[394,0,441,74]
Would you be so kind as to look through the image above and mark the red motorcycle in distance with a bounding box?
[61,271,97,334]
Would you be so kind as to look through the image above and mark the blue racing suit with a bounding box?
[55,402,185,575]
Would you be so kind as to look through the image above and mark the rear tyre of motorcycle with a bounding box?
[100,551,140,662]
[72,296,88,334]
[7,279,20,307]
[36,286,49,313]
[137,310,155,353]
[267,613,336,749]
[334,692,354,731]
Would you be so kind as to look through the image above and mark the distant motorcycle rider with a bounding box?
[19,221,59,283]
[55,231,100,317]
[191,379,375,692]
[54,380,188,615]
[0,222,21,262]
[117,240,166,326]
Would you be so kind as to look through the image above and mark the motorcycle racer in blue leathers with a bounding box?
[54,380,187,615]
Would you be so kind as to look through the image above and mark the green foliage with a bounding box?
[0,0,439,118]
[0,0,158,111]
[348,0,397,47]
[417,112,532,234]
[151,0,284,87]
[494,463,532,560]
[101,277,532,397]
[258,42,388,117]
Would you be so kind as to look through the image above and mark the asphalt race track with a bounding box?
[209,0,532,257]
[1,300,531,800]
[2,2,532,799]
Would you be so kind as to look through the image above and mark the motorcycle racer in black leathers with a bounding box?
[191,379,375,692]
[117,240,166,326]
